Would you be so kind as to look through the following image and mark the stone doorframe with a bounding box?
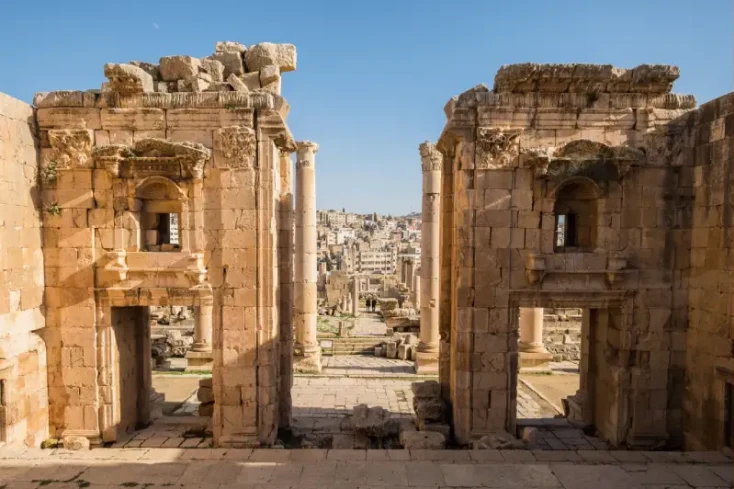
[508,290,635,446]
[95,287,213,443]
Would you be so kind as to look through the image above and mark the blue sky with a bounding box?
[1,0,731,215]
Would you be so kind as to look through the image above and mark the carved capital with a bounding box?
[475,128,522,170]
[48,129,94,169]
[213,126,256,169]
[419,141,443,172]
[296,140,319,169]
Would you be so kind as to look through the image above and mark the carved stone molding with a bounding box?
[93,138,210,179]
[213,126,256,169]
[419,141,443,171]
[48,129,94,169]
[475,128,522,170]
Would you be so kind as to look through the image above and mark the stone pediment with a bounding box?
[93,138,210,179]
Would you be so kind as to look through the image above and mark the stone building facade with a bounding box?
[0,41,302,448]
[426,63,734,450]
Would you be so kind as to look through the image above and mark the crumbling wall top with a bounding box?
[493,63,680,94]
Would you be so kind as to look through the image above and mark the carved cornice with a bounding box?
[93,138,210,179]
[213,126,256,169]
[475,128,522,170]
[419,141,443,172]
[48,129,94,169]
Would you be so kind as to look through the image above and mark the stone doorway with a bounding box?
[510,303,627,449]
[110,307,152,439]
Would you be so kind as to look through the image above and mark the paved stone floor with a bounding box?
[320,356,418,376]
[0,446,731,488]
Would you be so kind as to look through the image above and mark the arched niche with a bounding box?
[552,177,601,252]
[134,177,187,252]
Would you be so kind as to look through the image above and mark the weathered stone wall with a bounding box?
[436,63,695,448]
[33,41,297,447]
[0,93,48,447]
[683,93,734,450]
[111,307,145,436]
[542,308,581,361]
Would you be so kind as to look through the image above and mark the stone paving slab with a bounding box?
[0,449,730,488]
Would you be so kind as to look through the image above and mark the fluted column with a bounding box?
[293,141,321,373]
[416,141,442,374]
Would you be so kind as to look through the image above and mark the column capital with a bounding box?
[296,140,319,157]
[419,141,443,172]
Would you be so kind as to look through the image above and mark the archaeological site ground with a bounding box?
[0,39,733,488]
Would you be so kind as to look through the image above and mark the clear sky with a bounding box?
[1,0,731,215]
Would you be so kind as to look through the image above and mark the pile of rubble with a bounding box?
[349,404,414,448]
[103,41,295,95]
[399,380,449,449]
[197,378,214,417]
[374,333,419,360]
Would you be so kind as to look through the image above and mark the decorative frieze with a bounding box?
[47,129,94,168]
[93,138,210,179]
[475,127,522,170]
[213,126,256,169]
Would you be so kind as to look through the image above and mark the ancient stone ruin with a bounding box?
[0,42,733,453]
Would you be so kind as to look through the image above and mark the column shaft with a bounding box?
[518,307,552,368]
[416,142,443,374]
[294,141,321,373]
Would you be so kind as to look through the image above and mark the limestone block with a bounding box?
[197,386,214,403]
[260,65,279,85]
[400,430,445,449]
[199,402,214,417]
[241,73,262,91]
[227,74,250,93]
[397,343,410,360]
[103,64,154,94]
[245,42,296,73]
[201,58,225,82]
[577,108,635,129]
[412,380,441,398]
[166,108,253,129]
[159,55,201,82]
[62,435,90,450]
[213,52,245,79]
[36,108,101,130]
[129,61,160,80]
[100,108,165,130]
[215,41,247,54]
[352,404,391,438]
[33,91,84,108]
[385,341,397,359]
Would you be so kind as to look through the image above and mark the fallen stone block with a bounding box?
[104,63,154,94]
[411,380,441,398]
[159,55,201,81]
[213,51,245,79]
[215,41,247,53]
[201,58,225,82]
[352,404,391,438]
[199,377,213,388]
[473,430,525,450]
[227,74,250,93]
[260,65,280,85]
[374,346,383,357]
[397,343,410,360]
[198,402,214,417]
[387,417,416,437]
[129,61,160,80]
[386,341,397,359]
[197,386,214,404]
[62,436,90,451]
[400,430,445,449]
[245,42,296,72]
[414,397,446,422]
[418,419,451,438]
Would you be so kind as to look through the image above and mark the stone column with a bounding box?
[412,267,421,310]
[415,142,442,374]
[186,302,214,371]
[352,277,359,316]
[518,308,552,367]
[293,141,321,373]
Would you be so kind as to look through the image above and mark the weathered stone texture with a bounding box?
[0,93,49,447]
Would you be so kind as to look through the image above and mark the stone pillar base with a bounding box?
[185,350,214,371]
[519,351,553,368]
[414,351,439,375]
[293,350,322,374]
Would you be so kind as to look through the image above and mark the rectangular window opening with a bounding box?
[147,213,180,251]
[555,213,578,250]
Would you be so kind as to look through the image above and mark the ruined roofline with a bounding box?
[493,63,680,94]
[33,41,296,104]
